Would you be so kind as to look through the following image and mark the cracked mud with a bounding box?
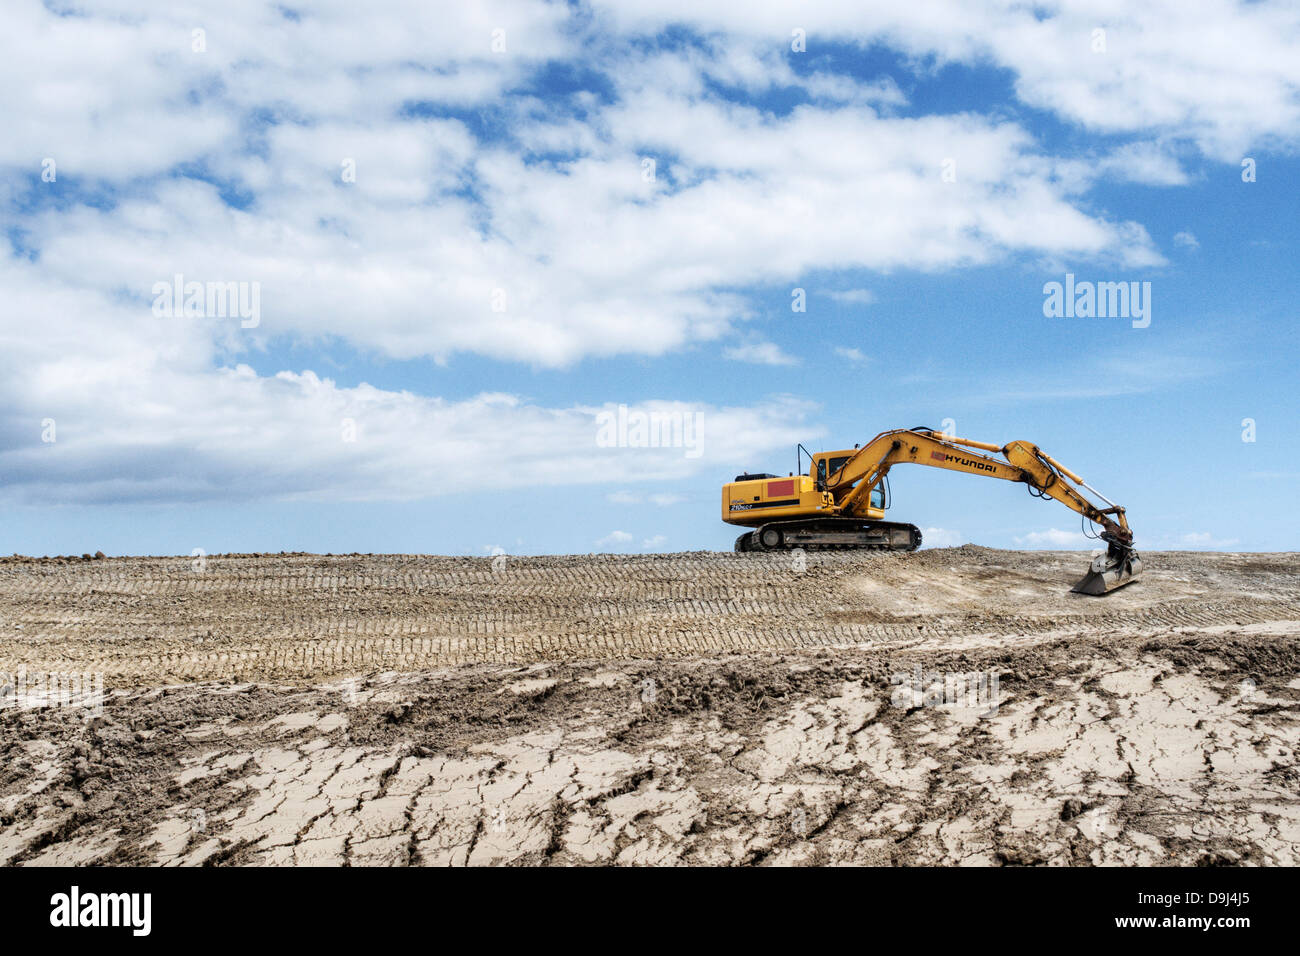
[1,547,1298,865]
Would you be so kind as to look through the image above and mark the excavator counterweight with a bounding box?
[722,427,1142,595]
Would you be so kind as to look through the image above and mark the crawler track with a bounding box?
[734,519,923,552]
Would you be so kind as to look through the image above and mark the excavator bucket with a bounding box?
[1071,548,1142,595]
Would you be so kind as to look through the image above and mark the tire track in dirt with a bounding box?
[2,547,1298,866]
[2,548,1298,687]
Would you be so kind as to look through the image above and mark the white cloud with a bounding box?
[0,1,572,177]
[1173,230,1199,248]
[0,255,823,505]
[920,527,964,548]
[0,1,1266,509]
[590,0,1300,162]
[596,530,634,549]
[724,342,799,366]
[641,534,668,549]
[1095,142,1191,187]
[1014,528,1095,549]
[835,347,869,364]
[4,10,1169,382]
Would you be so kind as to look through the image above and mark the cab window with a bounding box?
[870,484,885,509]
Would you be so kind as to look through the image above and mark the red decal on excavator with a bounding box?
[931,451,947,461]
[767,479,795,497]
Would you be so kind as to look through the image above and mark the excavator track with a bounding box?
[734,518,922,553]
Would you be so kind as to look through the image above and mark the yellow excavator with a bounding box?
[722,426,1142,595]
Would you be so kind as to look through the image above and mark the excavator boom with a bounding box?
[722,426,1142,595]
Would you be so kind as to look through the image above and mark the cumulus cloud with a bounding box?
[0,257,822,507]
[1013,528,1095,549]
[0,0,1265,507]
[595,530,634,549]
[724,342,799,366]
[589,0,1300,161]
[5,4,1169,368]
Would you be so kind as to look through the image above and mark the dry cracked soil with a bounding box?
[1,546,1298,866]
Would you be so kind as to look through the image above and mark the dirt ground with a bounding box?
[1,546,1298,866]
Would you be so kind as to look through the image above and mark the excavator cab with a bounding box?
[816,455,853,487]
[815,451,885,509]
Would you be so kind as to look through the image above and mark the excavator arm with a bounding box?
[824,427,1140,594]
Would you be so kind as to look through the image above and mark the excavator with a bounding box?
[722,426,1142,595]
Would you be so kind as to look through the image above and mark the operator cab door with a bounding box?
[817,452,887,511]
[823,454,853,486]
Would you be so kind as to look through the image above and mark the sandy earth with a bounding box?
[1,547,1297,866]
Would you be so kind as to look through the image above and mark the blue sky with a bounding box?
[2,1,1298,556]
